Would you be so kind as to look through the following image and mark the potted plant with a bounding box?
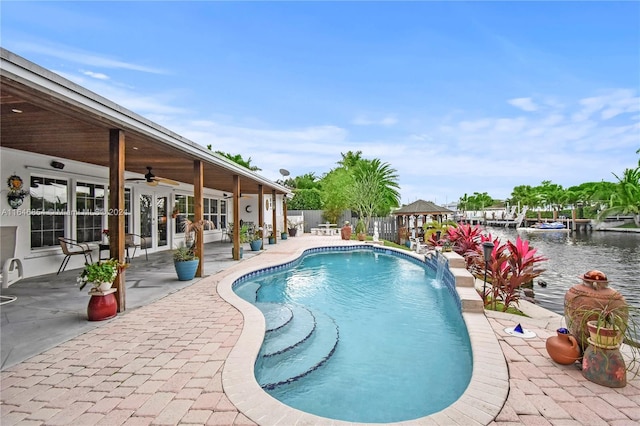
[268,230,276,244]
[287,219,301,237]
[78,258,128,321]
[341,221,352,240]
[77,258,127,292]
[174,218,212,280]
[576,303,640,388]
[398,226,408,246]
[249,227,263,251]
[233,223,251,258]
[355,219,366,241]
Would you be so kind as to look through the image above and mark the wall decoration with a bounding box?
[6,174,29,209]
[265,198,270,210]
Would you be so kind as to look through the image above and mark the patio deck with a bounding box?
[1,235,639,425]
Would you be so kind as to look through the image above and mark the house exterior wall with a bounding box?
[1,147,282,278]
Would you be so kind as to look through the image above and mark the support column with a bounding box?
[258,184,264,232]
[283,196,288,234]
[233,175,240,260]
[108,129,126,312]
[272,189,277,243]
[194,160,204,277]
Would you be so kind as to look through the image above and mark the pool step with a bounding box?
[255,302,293,333]
[257,309,339,390]
[235,282,261,303]
[262,304,315,357]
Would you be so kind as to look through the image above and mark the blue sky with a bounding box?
[2,1,639,206]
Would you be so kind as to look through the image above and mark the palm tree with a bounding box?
[598,165,640,226]
[349,159,400,229]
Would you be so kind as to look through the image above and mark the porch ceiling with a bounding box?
[0,75,285,196]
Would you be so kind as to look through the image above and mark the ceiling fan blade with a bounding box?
[156,177,179,186]
[147,180,159,187]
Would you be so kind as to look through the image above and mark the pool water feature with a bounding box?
[233,248,473,423]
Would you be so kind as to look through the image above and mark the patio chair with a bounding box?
[57,236,93,275]
[1,226,24,288]
[125,233,149,262]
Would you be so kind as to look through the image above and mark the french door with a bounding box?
[139,191,169,250]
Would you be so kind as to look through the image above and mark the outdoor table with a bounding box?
[317,223,338,235]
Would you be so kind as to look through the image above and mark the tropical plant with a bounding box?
[77,258,127,290]
[320,167,353,223]
[355,219,366,235]
[445,223,483,263]
[207,147,261,171]
[349,158,400,229]
[173,246,197,262]
[598,162,640,227]
[239,224,252,244]
[175,218,213,262]
[287,188,323,210]
[488,236,547,311]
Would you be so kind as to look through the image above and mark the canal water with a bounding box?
[484,227,640,315]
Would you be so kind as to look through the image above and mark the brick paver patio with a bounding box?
[2,236,639,425]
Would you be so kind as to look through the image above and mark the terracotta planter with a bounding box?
[357,233,366,241]
[341,226,352,240]
[564,282,627,351]
[545,329,580,365]
[586,321,623,348]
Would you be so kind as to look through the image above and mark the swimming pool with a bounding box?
[233,247,472,423]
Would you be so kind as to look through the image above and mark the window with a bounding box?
[175,195,224,232]
[174,194,194,233]
[30,176,68,248]
[204,198,218,229]
[76,182,105,243]
[220,200,227,229]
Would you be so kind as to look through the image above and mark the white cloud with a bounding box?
[508,97,538,112]
[81,70,109,80]
[352,114,398,126]
[12,41,167,74]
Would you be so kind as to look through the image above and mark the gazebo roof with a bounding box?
[392,199,454,215]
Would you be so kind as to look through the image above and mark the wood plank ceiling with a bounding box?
[0,76,285,196]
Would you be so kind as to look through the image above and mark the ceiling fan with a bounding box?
[126,167,179,186]
[223,193,250,199]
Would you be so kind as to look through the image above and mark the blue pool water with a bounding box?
[233,248,472,423]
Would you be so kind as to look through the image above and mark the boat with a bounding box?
[517,222,571,233]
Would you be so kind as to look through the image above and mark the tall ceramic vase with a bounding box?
[564,271,627,351]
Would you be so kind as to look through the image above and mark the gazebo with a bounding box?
[392,200,454,241]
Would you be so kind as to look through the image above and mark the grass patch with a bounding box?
[483,297,529,317]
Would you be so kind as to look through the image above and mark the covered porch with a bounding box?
[1,238,273,369]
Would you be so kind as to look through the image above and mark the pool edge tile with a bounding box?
[220,240,508,425]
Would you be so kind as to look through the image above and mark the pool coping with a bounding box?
[218,242,509,425]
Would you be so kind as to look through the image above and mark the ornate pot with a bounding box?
[546,328,580,365]
[582,345,626,388]
[586,321,623,348]
[564,272,627,351]
[341,226,352,240]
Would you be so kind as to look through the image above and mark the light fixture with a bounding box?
[50,160,65,170]
[482,241,495,305]
[11,108,23,114]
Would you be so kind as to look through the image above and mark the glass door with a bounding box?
[139,191,169,250]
